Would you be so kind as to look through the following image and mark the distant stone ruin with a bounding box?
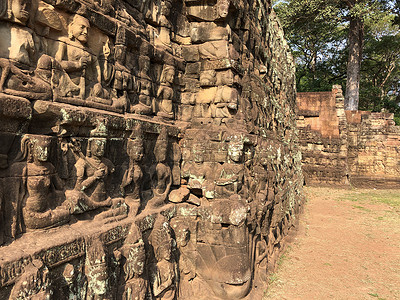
[297,85,400,188]
[0,0,304,299]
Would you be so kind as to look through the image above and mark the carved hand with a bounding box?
[94,168,106,179]
[79,56,90,69]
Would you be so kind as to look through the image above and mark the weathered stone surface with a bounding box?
[297,85,400,188]
[0,0,304,299]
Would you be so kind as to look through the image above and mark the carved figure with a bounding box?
[55,14,102,99]
[67,122,114,213]
[156,65,175,119]
[156,0,172,47]
[9,259,52,299]
[85,237,109,300]
[149,215,177,300]
[8,135,70,231]
[121,125,144,216]
[131,56,153,115]
[0,0,53,100]
[61,263,88,299]
[147,128,172,209]
[214,136,245,199]
[112,44,132,111]
[174,224,196,297]
[119,222,148,300]
[182,138,215,199]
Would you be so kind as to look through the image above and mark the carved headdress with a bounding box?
[154,127,168,163]
[121,222,146,278]
[129,123,144,144]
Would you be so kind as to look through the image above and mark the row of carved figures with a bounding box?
[0,123,173,243]
[9,214,181,300]
[0,0,176,117]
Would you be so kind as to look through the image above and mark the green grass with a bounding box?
[352,205,372,212]
[338,190,400,208]
[367,292,386,300]
[268,273,279,285]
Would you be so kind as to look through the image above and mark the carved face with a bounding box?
[160,1,172,16]
[90,138,106,157]
[12,0,31,24]
[32,137,51,162]
[228,140,243,163]
[70,15,90,44]
[176,228,189,248]
[164,68,174,84]
[244,146,254,165]
[192,144,205,163]
[102,38,112,58]
[127,139,144,162]
[157,239,172,261]
[217,0,230,18]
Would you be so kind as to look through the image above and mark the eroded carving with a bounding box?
[0,0,303,299]
[8,134,70,232]
[149,215,177,299]
[121,124,144,216]
[147,128,172,209]
[9,259,52,299]
[119,222,148,300]
[156,64,175,119]
[66,122,114,214]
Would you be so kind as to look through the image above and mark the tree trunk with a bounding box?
[345,16,364,110]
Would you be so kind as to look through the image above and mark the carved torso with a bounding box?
[122,162,143,200]
[26,162,58,212]
[76,156,114,203]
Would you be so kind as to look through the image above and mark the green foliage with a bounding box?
[276,0,400,116]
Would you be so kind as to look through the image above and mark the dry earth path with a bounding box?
[263,187,400,300]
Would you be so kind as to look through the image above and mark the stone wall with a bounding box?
[297,86,400,187]
[347,111,400,187]
[0,0,303,299]
[296,85,349,185]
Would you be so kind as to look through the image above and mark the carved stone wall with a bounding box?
[297,86,400,188]
[0,0,304,299]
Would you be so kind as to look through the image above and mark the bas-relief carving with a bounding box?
[66,123,116,214]
[120,125,144,216]
[156,64,175,119]
[119,222,148,300]
[5,134,70,236]
[55,14,110,102]
[147,128,172,209]
[9,259,52,299]
[0,0,54,101]
[149,215,177,300]
[85,236,109,299]
[0,0,302,298]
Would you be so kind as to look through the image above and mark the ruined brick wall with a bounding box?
[347,111,400,187]
[296,86,349,185]
[297,86,400,187]
[0,0,303,299]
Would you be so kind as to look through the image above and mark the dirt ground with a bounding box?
[263,187,400,300]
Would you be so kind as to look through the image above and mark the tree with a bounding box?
[359,11,400,114]
[275,0,393,111]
